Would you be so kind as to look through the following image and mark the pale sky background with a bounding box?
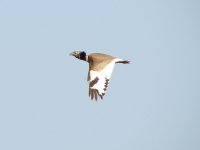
[0,0,200,150]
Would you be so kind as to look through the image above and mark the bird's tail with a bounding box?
[115,58,130,64]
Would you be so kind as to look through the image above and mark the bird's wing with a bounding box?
[88,60,116,100]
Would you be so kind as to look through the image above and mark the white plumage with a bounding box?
[89,59,116,99]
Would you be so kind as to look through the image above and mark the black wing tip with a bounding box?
[89,89,104,101]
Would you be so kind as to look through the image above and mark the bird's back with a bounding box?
[88,53,115,71]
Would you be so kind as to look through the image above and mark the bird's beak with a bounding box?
[69,52,75,56]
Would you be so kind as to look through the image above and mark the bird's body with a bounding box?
[88,53,115,72]
[70,51,130,100]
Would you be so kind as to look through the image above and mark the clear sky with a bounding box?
[0,0,200,150]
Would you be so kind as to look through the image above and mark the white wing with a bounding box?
[88,60,116,100]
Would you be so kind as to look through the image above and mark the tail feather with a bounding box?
[115,59,130,64]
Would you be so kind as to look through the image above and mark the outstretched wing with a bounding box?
[88,60,115,100]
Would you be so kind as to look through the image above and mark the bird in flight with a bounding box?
[70,51,130,100]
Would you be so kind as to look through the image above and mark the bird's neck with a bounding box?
[79,55,88,62]
[84,55,89,62]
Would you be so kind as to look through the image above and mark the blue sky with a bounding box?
[0,0,200,150]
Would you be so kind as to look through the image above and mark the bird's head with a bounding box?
[69,51,87,61]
